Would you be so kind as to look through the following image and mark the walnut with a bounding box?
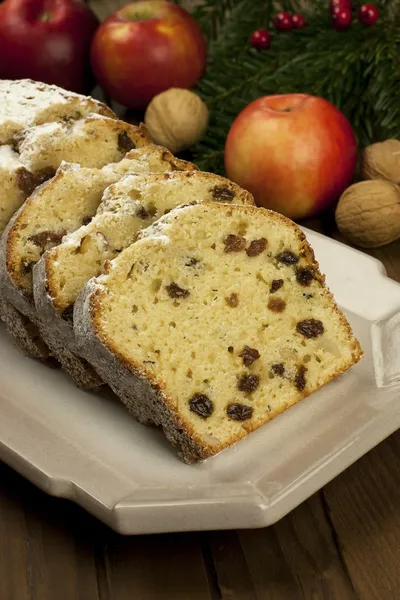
[144,88,209,154]
[361,140,400,184]
[335,180,400,248]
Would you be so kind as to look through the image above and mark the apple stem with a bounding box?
[39,11,52,22]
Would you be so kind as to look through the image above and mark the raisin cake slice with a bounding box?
[15,115,150,173]
[33,172,253,388]
[0,79,114,144]
[0,117,150,233]
[0,147,196,363]
[0,117,151,360]
[74,202,362,463]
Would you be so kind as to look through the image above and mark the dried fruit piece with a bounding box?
[277,250,299,265]
[271,363,285,376]
[166,282,190,298]
[137,204,157,219]
[228,346,234,353]
[136,206,150,219]
[29,229,66,250]
[246,238,267,257]
[239,346,260,366]
[212,185,235,202]
[20,259,34,274]
[227,403,253,421]
[118,131,136,153]
[185,257,200,267]
[224,234,246,253]
[296,267,315,286]
[81,216,92,226]
[268,297,286,312]
[296,318,324,338]
[225,293,239,307]
[189,394,214,418]
[238,373,260,393]
[270,279,284,293]
[294,365,307,391]
[16,167,55,197]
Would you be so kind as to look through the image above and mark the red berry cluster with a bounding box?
[251,2,379,48]
[250,12,306,51]
[330,1,379,31]
[273,12,306,32]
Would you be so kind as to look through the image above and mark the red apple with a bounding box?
[0,0,99,94]
[225,94,357,220]
[91,0,206,110]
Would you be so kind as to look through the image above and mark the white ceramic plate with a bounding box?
[1,228,400,535]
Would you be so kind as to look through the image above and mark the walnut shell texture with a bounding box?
[144,88,209,154]
[362,139,400,184]
[335,180,400,248]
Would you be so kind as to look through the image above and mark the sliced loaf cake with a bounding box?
[14,115,150,173]
[33,172,254,387]
[74,202,362,462]
[0,147,196,363]
[0,79,114,144]
[0,80,130,358]
[0,116,150,233]
[0,116,152,360]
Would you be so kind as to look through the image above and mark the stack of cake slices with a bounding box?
[0,80,362,462]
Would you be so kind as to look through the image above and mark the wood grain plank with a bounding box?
[102,531,212,600]
[274,495,360,600]
[0,465,32,600]
[239,526,300,600]
[205,531,257,600]
[0,462,102,600]
[323,433,400,600]
[239,493,360,600]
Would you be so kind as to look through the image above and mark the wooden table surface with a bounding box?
[2,2,400,599]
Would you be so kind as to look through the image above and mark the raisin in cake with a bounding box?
[33,171,253,388]
[0,79,114,144]
[74,202,362,463]
[0,147,196,364]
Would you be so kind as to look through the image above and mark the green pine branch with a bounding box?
[188,0,400,174]
[191,0,237,41]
